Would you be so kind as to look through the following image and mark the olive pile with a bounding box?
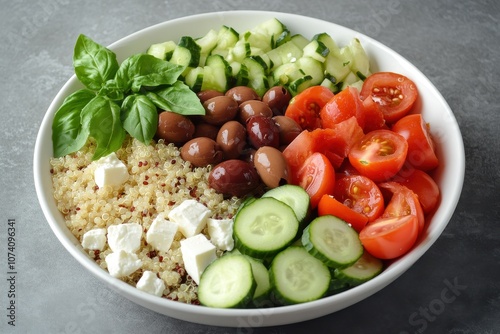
[155,86,303,197]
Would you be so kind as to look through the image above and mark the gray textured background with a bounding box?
[1,0,499,333]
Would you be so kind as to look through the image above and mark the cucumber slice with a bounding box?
[184,67,204,92]
[270,246,331,305]
[234,197,299,260]
[302,215,363,268]
[323,51,351,84]
[266,40,303,70]
[320,77,340,94]
[289,34,310,49]
[198,254,256,308]
[170,45,193,68]
[178,36,201,67]
[201,54,232,92]
[195,29,218,55]
[289,56,324,94]
[146,40,176,60]
[211,25,239,58]
[334,250,383,286]
[242,57,269,97]
[244,256,271,303]
[262,184,310,223]
[313,33,341,57]
[303,40,330,62]
[347,38,371,80]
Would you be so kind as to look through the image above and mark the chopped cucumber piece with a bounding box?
[234,197,299,261]
[178,36,201,67]
[211,25,239,57]
[242,57,269,97]
[313,33,341,57]
[270,246,331,305]
[195,28,218,55]
[303,40,330,62]
[346,38,371,79]
[262,184,310,223]
[184,67,204,92]
[201,54,231,92]
[289,34,310,49]
[170,45,193,68]
[334,250,383,286]
[146,40,176,60]
[198,254,256,308]
[302,215,363,268]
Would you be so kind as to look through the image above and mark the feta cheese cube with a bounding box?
[146,215,178,252]
[136,271,166,297]
[105,250,142,278]
[180,234,216,285]
[168,200,211,238]
[107,223,142,253]
[207,218,234,251]
[81,228,107,251]
[94,152,129,188]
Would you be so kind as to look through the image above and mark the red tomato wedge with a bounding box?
[392,114,439,171]
[320,86,365,129]
[296,152,336,209]
[284,86,334,131]
[334,174,385,222]
[348,129,408,182]
[360,72,418,123]
[361,95,386,132]
[359,214,419,259]
[392,167,440,214]
[379,182,425,234]
[318,194,369,232]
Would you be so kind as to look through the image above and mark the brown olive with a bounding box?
[208,160,260,197]
[246,115,280,149]
[180,137,223,167]
[193,123,219,140]
[202,96,239,126]
[272,115,303,146]
[156,111,195,144]
[216,121,247,159]
[239,100,274,124]
[253,146,290,188]
[262,86,292,116]
[197,89,224,103]
[225,86,260,105]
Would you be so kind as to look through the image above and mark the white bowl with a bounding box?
[34,11,465,327]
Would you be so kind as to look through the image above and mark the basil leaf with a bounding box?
[151,81,205,115]
[81,95,125,160]
[52,89,95,157]
[98,79,124,101]
[74,34,119,91]
[115,54,185,93]
[121,94,158,144]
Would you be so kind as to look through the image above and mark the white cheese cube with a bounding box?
[81,228,107,251]
[207,218,234,251]
[94,152,129,188]
[168,200,211,238]
[107,223,142,253]
[146,215,178,252]
[105,250,142,278]
[180,234,217,285]
[136,271,166,297]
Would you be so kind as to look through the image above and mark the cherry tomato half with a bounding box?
[392,114,439,171]
[318,194,369,232]
[348,129,408,182]
[320,86,365,129]
[360,72,418,123]
[392,167,440,214]
[284,86,334,131]
[296,152,335,209]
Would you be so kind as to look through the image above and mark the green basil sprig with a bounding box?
[52,34,205,160]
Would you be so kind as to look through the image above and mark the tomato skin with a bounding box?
[360,72,418,123]
[348,129,408,182]
[361,95,386,132]
[320,86,364,128]
[392,167,440,214]
[359,215,419,259]
[334,174,385,222]
[392,114,439,171]
[296,152,336,209]
[284,86,335,131]
[318,195,369,232]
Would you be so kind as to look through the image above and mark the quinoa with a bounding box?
[50,136,242,304]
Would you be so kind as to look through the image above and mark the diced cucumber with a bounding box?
[323,51,351,84]
[184,66,204,92]
[302,215,363,268]
[234,197,299,261]
[346,38,371,80]
[340,71,361,91]
[198,254,256,308]
[251,17,288,49]
[146,40,176,60]
[195,28,218,55]
[242,57,269,97]
[234,62,250,87]
[178,36,201,67]
[289,34,310,49]
[288,56,324,95]
[320,77,340,94]
[270,246,331,305]
[302,40,330,63]
[169,45,193,68]
[201,54,232,92]
[313,33,341,57]
[265,40,303,70]
[262,184,310,223]
[211,25,239,57]
[228,39,251,63]
[271,62,301,86]
[334,250,383,286]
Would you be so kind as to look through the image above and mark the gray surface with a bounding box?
[1,0,499,333]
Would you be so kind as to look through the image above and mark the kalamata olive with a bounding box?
[180,137,223,167]
[156,111,195,144]
[262,86,292,116]
[253,146,290,188]
[202,96,239,126]
[239,100,274,123]
[197,89,224,103]
[225,86,260,105]
[246,115,280,149]
[208,160,261,197]
[193,123,219,140]
[272,115,303,145]
[216,121,247,159]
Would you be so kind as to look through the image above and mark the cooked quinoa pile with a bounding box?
[50,137,242,304]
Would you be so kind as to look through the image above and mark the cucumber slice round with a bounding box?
[302,215,363,268]
[244,256,271,304]
[334,250,383,286]
[270,246,331,305]
[198,254,256,308]
[262,184,310,223]
[234,197,299,260]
